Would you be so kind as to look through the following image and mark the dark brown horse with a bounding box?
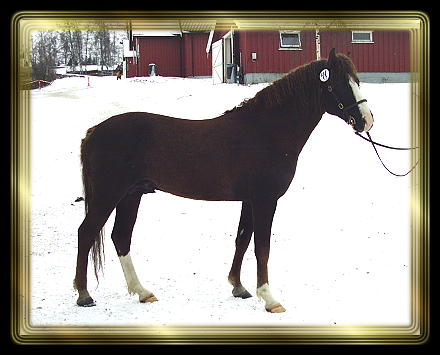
[73,49,373,313]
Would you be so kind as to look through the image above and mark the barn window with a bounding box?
[352,31,374,43]
[279,31,301,49]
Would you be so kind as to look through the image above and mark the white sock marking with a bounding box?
[256,283,280,309]
[119,253,153,300]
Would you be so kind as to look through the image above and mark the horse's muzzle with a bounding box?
[363,110,374,132]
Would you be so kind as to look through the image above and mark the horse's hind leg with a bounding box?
[74,197,118,307]
[111,192,157,303]
[75,216,100,306]
[228,202,253,299]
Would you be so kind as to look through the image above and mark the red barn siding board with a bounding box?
[372,32,380,72]
[381,31,388,71]
[182,34,193,77]
[398,33,404,71]
[188,33,212,76]
[404,32,410,71]
[399,31,410,72]
[378,31,386,71]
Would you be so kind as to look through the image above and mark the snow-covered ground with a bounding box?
[30,75,414,327]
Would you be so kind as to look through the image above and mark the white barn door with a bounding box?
[212,39,223,84]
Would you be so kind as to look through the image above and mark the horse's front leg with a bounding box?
[252,198,286,313]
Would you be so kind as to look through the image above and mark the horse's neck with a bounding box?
[275,108,324,154]
[257,87,325,155]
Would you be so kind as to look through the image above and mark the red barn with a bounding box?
[124,30,212,78]
[124,26,411,84]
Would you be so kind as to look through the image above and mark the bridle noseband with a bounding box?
[326,84,367,128]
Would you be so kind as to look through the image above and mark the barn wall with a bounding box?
[126,30,411,82]
[135,36,182,77]
[319,30,410,73]
[239,30,316,75]
[238,29,411,84]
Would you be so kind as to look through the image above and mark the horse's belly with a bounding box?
[154,171,241,201]
[157,187,238,201]
[143,154,242,201]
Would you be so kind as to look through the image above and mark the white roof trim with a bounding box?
[206,29,214,54]
[132,30,181,37]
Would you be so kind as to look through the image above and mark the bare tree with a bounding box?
[31,31,58,82]
[31,23,126,82]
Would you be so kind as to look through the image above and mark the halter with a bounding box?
[326,84,367,128]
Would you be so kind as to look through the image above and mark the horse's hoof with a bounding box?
[234,289,252,299]
[140,295,158,303]
[266,304,286,313]
[238,290,252,299]
[232,286,252,299]
[77,296,96,307]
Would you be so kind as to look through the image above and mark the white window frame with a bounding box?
[279,30,302,50]
[351,30,374,43]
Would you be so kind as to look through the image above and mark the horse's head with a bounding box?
[320,48,374,133]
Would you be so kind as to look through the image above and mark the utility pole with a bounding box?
[315,29,321,60]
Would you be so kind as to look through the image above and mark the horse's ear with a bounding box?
[327,48,337,67]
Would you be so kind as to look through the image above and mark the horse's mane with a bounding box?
[333,53,360,85]
[225,54,359,116]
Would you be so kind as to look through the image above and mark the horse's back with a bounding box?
[82,111,296,202]
[83,112,245,200]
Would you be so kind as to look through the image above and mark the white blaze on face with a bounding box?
[349,77,374,132]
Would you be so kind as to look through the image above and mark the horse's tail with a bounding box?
[80,126,105,282]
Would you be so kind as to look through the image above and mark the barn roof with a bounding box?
[132,30,181,36]
[127,15,419,33]
[130,19,218,36]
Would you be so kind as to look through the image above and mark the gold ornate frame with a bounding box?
[10,11,430,345]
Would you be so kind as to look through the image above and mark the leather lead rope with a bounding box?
[355,131,419,177]
[326,83,419,177]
